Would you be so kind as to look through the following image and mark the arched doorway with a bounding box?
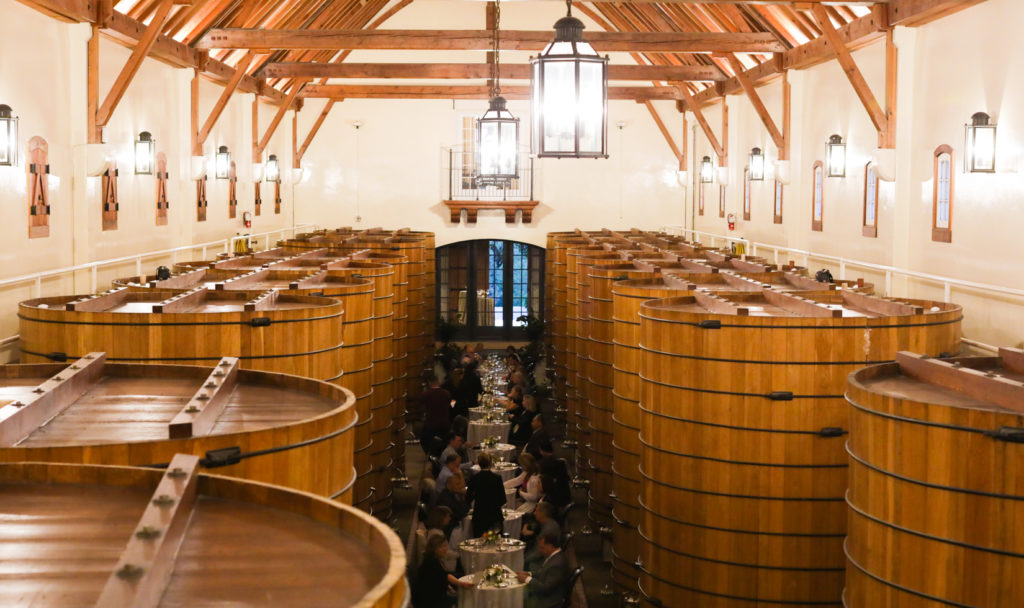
[436,240,545,340]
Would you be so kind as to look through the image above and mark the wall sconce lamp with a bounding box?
[264,154,281,183]
[0,104,19,166]
[215,145,231,179]
[826,134,846,178]
[700,156,714,183]
[134,131,155,175]
[749,147,765,181]
[965,112,996,173]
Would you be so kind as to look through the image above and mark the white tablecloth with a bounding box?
[459,538,526,574]
[457,573,528,608]
[468,420,512,445]
[469,462,519,483]
[470,443,517,465]
[461,509,524,542]
[469,406,507,421]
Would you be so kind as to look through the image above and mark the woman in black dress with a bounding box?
[413,535,473,608]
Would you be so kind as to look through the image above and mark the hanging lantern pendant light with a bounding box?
[475,0,520,186]
[530,0,609,159]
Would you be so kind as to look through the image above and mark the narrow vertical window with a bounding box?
[742,167,751,221]
[718,185,726,218]
[698,183,705,216]
[773,179,783,224]
[863,162,878,237]
[932,145,953,243]
[811,160,823,232]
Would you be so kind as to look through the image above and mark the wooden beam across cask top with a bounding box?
[762,288,843,317]
[895,351,1024,415]
[168,358,240,439]
[198,29,787,53]
[299,84,683,100]
[260,62,727,82]
[92,454,200,608]
[0,353,107,447]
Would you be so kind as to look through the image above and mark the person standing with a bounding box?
[419,373,452,456]
[465,452,506,537]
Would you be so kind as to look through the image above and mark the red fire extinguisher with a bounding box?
[243,211,252,229]
[727,213,736,231]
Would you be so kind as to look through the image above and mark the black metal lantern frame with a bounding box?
[965,111,996,173]
[0,104,19,167]
[475,0,520,185]
[749,147,765,181]
[215,145,231,179]
[530,0,609,159]
[265,154,281,183]
[135,131,155,175]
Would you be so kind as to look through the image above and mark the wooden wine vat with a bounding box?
[19,288,344,383]
[171,248,326,273]
[637,290,963,608]
[0,354,357,501]
[548,235,592,417]
[610,274,698,594]
[0,459,405,608]
[844,349,1024,608]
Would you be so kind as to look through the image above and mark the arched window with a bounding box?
[718,185,726,218]
[811,161,824,231]
[773,179,783,224]
[863,162,878,238]
[742,167,751,221]
[932,145,953,242]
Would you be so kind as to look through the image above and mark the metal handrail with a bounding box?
[0,223,316,355]
[662,224,1021,353]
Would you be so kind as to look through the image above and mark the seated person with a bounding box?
[524,414,552,460]
[522,502,561,571]
[517,532,570,608]
[508,395,538,449]
[538,443,572,509]
[435,475,468,536]
[413,535,473,608]
[436,453,461,495]
[410,506,454,574]
[504,453,542,513]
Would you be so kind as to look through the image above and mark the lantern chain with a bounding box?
[566,0,572,17]
[491,0,501,97]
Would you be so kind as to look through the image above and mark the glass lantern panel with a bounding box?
[971,126,995,171]
[479,121,501,176]
[578,61,604,154]
[575,41,597,56]
[750,154,764,179]
[216,154,230,178]
[135,141,152,174]
[828,145,846,177]
[546,41,575,56]
[542,60,577,153]
[499,121,517,175]
[0,121,9,165]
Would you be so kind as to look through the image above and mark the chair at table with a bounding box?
[561,566,585,608]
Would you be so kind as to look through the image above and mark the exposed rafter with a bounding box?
[198,29,788,53]
[260,62,727,81]
[298,84,684,100]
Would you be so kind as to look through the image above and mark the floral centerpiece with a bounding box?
[482,564,516,587]
[481,529,502,545]
[481,436,498,448]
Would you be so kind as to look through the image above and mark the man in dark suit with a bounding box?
[523,502,562,571]
[518,532,571,608]
[465,452,506,537]
[524,414,552,460]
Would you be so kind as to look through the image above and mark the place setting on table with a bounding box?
[457,563,530,608]
[467,418,512,445]
[469,436,518,464]
[460,508,525,544]
[459,529,527,573]
[469,457,519,483]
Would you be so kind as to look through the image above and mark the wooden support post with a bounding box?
[93,454,200,608]
[251,95,260,163]
[291,110,299,168]
[643,101,681,163]
[0,353,107,447]
[681,113,688,171]
[720,98,728,167]
[95,0,175,130]
[881,28,898,149]
[675,84,725,162]
[197,50,255,152]
[190,69,201,156]
[297,100,335,164]
[781,71,791,160]
[168,357,239,439]
[87,24,101,143]
[811,4,890,138]
[257,81,307,157]
[726,54,786,153]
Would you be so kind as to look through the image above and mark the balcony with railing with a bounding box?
[441,146,539,223]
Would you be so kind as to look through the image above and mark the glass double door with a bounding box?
[437,240,544,340]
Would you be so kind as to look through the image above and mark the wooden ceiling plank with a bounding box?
[299,84,681,100]
[197,28,787,53]
[261,61,723,81]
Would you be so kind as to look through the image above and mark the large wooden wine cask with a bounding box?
[610,274,696,593]
[171,248,325,273]
[548,234,591,418]
[0,459,405,608]
[0,354,357,501]
[19,288,345,383]
[844,348,1024,608]
[637,291,963,607]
